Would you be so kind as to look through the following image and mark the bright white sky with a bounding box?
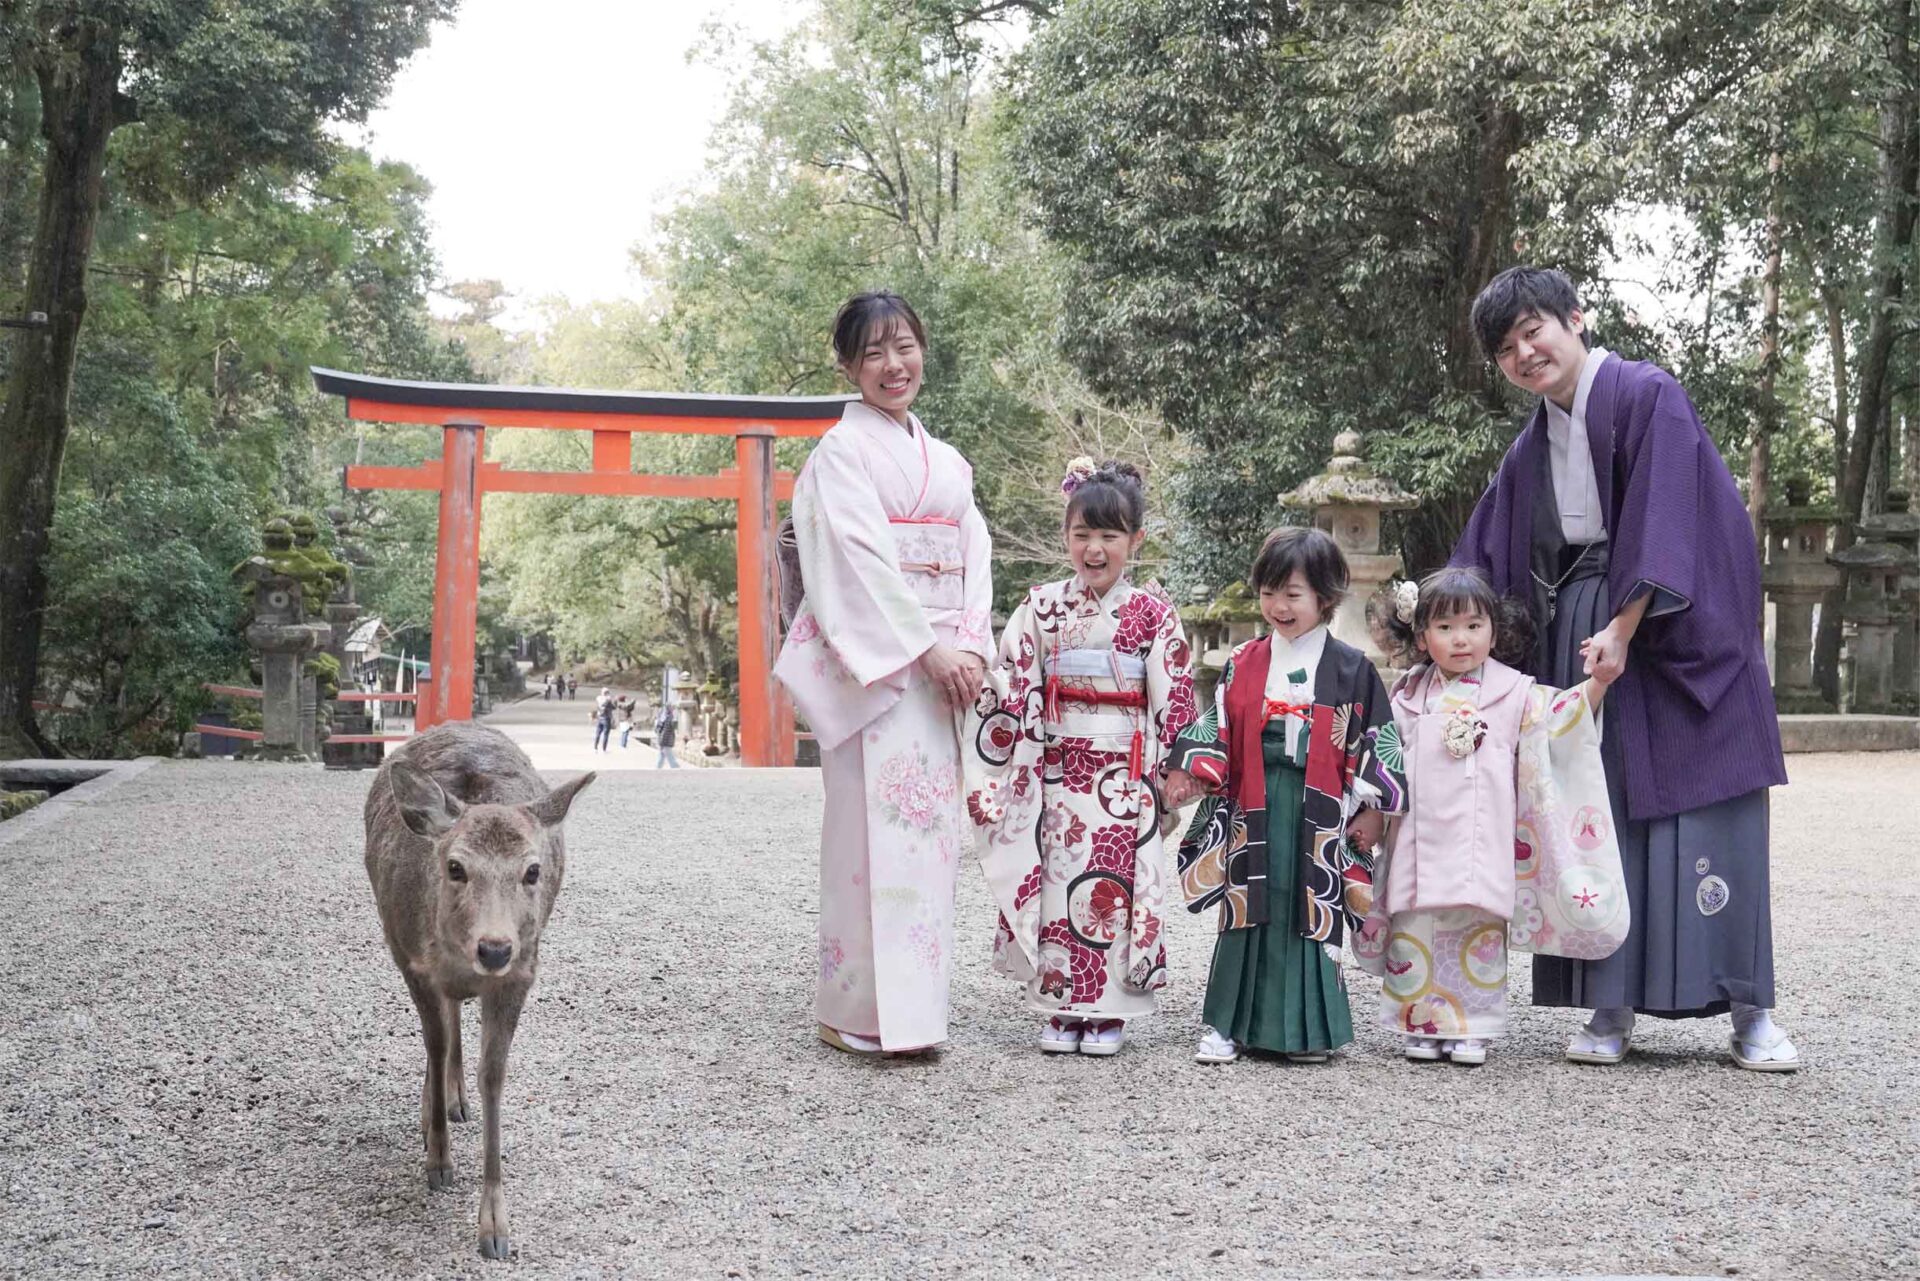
[350,0,803,324]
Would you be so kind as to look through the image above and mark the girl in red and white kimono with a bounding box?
[775,291,994,1055]
[966,459,1198,1057]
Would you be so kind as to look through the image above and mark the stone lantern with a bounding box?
[1761,481,1842,714]
[234,518,332,761]
[1278,428,1418,669]
[1829,532,1917,715]
[1856,488,1920,712]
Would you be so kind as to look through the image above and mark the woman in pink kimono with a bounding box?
[774,291,995,1055]
[1355,567,1624,1066]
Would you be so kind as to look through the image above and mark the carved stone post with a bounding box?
[1856,489,1920,713]
[234,519,331,762]
[1761,483,1841,713]
[1829,536,1917,714]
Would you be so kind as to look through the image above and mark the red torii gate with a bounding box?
[313,369,851,766]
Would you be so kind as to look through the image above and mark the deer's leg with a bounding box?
[475,982,528,1261]
[402,974,455,1192]
[443,996,471,1123]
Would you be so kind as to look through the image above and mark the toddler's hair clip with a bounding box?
[1392,579,1419,625]
[1060,455,1097,496]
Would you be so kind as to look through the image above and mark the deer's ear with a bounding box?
[527,771,594,828]
[389,762,463,838]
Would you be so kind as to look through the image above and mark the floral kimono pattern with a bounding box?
[966,576,1198,1017]
[1170,635,1403,952]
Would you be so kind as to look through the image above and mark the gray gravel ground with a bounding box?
[2,752,1915,1280]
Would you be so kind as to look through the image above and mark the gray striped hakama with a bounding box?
[1529,545,1776,1018]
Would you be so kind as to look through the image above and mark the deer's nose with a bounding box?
[476,938,513,971]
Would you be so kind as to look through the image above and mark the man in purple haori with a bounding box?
[1451,266,1798,1071]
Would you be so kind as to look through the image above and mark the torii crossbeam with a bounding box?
[313,368,851,766]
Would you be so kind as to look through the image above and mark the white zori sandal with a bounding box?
[1564,1021,1631,1066]
[818,1024,882,1054]
[1040,1017,1083,1054]
[1078,1019,1127,1057]
[1195,1027,1238,1064]
[1730,1024,1802,1073]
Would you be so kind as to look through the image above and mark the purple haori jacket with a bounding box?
[1451,356,1787,822]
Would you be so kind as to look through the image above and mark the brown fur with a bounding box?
[363,720,594,1261]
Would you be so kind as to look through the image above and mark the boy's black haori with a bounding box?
[1470,266,1592,359]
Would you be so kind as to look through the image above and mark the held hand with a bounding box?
[1161,767,1199,808]
[1580,625,1628,685]
[1347,807,1385,854]
[919,643,981,710]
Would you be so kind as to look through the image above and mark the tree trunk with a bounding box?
[1812,285,1851,703]
[1837,0,1918,533]
[1446,97,1521,394]
[1816,0,1918,704]
[0,19,127,758]
[1750,148,1784,540]
[0,6,38,308]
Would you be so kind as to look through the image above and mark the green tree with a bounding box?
[1004,1,1802,587]
[0,0,453,757]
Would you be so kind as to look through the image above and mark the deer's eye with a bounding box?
[523,864,541,886]
[447,860,467,883]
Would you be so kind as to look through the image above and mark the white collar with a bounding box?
[1270,624,1327,677]
[844,399,921,438]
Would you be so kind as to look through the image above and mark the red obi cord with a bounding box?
[1263,699,1312,722]
[1046,676,1149,780]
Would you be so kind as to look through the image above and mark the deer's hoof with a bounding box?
[426,1165,455,1192]
[479,1234,512,1261]
[447,1099,470,1123]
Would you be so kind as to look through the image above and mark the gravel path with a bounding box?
[1,752,1914,1279]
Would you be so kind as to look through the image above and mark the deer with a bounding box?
[364,720,594,1261]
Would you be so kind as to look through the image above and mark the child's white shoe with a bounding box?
[1195,1027,1238,1064]
[1403,1036,1443,1062]
[1039,1017,1083,1054]
[1078,1019,1126,1057]
[1448,1038,1490,1066]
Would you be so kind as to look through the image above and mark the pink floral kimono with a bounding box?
[774,401,993,1050]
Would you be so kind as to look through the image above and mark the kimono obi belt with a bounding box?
[889,517,966,616]
[1044,647,1147,742]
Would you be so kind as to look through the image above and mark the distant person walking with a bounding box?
[616,695,636,748]
[591,688,615,752]
[541,674,552,701]
[653,705,681,769]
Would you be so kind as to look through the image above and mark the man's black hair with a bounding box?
[1470,266,1592,359]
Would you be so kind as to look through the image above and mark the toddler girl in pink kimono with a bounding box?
[1355,567,1621,1066]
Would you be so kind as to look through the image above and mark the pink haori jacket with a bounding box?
[1353,658,1631,972]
